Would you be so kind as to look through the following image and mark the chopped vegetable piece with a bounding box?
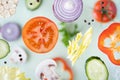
[0,66,31,80]
[68,27,93,65]
[35,57,73,80]
[59,22,79,47]
[25,0,41,10]
[85,56,109,80]
[1,23,21,41]
[98,23,120,65]
[53,0,83,22]
[35,59,59,80]
[22,17,58,53]
[0,39,10,59]
[53,57,74,80]
[93,0,117,23]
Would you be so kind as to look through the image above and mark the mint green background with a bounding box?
[0,0,120,80]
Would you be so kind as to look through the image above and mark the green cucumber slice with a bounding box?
[0,39,10,59]
[25,0,41,10]
[85,56,109,80]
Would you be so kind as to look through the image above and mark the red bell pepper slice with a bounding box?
[53,57,74,80]
[98,23,120,65]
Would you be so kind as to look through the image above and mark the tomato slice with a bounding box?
[93,0,117,23]
[22,17,58,53]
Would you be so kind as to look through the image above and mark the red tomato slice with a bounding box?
[93,0,117,23]
[22,17,58,53]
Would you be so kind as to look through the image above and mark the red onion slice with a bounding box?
[1,23,21,41]
[53,0,83,22]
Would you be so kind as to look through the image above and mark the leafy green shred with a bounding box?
[59,22,79,47]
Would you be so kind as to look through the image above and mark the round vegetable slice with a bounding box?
[53,0,83,22]
[0,39,10,59]
[25,0,41,10]
[1,23,21,41]
[22,17,58,53]
[93,0,117,23]
[85,56,109,80]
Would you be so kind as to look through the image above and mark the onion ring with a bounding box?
[53,0,83,22]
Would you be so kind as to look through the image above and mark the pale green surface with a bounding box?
[0,0,120,80]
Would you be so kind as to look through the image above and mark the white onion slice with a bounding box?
[53,0,83,22]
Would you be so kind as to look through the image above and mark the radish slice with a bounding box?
[35,59,60,80]
[10,47,27,64]
[1,23,21,41]
[53,0,83,22]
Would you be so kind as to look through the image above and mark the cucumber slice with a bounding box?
[0,39,10,59]
[85,56,109,80]
[25,0,41,10]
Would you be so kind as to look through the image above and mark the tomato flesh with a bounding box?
[93,0,117,23]
[22,17,58,53]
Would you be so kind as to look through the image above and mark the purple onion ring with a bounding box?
[53,0,83,22]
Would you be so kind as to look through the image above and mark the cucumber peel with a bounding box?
[0,39,10,59]
[85,56,109,80]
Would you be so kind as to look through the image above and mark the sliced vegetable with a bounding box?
[25,0,41,10]
[10,47,27,63]
[1,23,21,41]
[93,0,117,23]
[22,17,58,53]
[98,23,120,65]
[0,39,10,59]
[53,57,74,80]
[68,27,93,65]
[35,57,73,80]
[0,66,30,80]
[35,59,59,80]
[59,22,79,47]
[85,56,109,80]
[53,0,83,22]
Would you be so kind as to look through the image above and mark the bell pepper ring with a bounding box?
[98,23,120,65]
[53,57,74,80]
